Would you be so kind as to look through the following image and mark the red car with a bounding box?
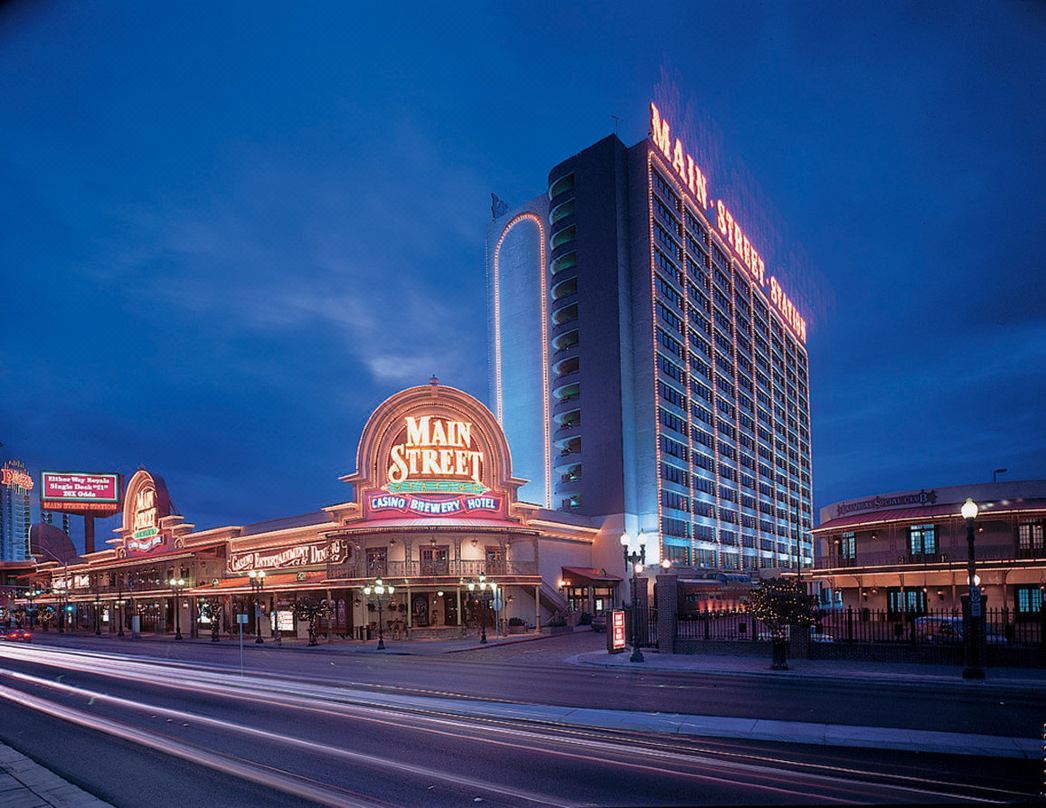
[0,628,32,642]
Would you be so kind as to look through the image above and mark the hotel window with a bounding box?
[839,531,856,560]
[366,547,387,575]
[888,588,927,616]
[1018,522,1044,556]
[1015,585,1043,617]
[908,524,937,557]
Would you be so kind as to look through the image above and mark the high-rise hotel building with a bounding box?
[487,103,813,573]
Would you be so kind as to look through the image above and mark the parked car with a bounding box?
[810,629,834,643]
[913,616,1007,645]
[0,627,32,643]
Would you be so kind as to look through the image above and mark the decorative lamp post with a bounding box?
[466,574,496,644]
[961,497,985,680]
[620,533,648,663]
[25,587,41,628]
[363,577,395,650]
[248,570,266,644]
[115,594,126,638]
[94,589,102,636]
[168,577,186,640]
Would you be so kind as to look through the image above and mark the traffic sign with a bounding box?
[236,613,249,625]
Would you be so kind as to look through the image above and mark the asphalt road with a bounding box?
[0,635,1039,806]
[19,630,1046,736]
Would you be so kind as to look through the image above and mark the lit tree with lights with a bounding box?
[294,597,332,647]
[748,577,818,670]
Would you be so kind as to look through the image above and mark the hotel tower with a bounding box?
[487,103,813,574]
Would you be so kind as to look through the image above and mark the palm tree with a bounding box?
[293,597,332,646]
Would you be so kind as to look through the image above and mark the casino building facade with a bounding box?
[811,481,1046,616]
[27,381,621,639]
[488,102,813,577]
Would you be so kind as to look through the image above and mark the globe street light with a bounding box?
[168,577,186,641]
[248,570,266,644]
[620,533,648,663]
[363,577,395,650]
[961,497,985,680]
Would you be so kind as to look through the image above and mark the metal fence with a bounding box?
[675,606,1045,648]
[815,606,1045,647]
[676,611,771,642]
[624,606,659,647]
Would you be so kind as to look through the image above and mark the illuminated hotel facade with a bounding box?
[488,103,814,574]
[1,460,34,562]
[24,381,621,638]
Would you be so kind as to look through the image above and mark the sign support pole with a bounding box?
[84,515,95,555]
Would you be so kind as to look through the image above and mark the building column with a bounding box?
[455,586,462,630]
[534,584,541,629]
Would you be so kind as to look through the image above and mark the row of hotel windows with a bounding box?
[652,267,810,425]
[659,454,811,516]
[654,342,810,448]
[651,258,809,394]
[649,177,808,378]
[887,586,1044,616]
[660,543,809,569]
[834,521,1046,559]
[658,415,812,503]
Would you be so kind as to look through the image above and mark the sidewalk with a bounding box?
[33,628,563,656]
[572,648,1046,689]
[0,742,110,807]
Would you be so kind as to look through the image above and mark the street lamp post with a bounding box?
[620,533,648,663]
[116,592,126,638]
[466,574,496,644]
[168,577,186,640]
[248,570,266,644]
[25,587,41,628]
[94,588,102,636]
[961,497,985,680]
[363,577,395,650]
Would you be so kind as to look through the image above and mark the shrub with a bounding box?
[578,612,593,625]
[508,616,526,627]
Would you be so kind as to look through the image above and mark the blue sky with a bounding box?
[2,2,1044,545]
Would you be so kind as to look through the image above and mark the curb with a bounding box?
[571,653,1046,691]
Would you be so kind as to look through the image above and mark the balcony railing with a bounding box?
[327,558,538,581]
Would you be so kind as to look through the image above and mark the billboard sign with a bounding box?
[40,472,121,515]
[608,610,626,654]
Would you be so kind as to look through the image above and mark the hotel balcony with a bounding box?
[327,558,538,582]
[815,545,1046,572]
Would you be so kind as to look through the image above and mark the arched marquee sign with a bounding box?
[111,469,193,558]
[342,379,527,522]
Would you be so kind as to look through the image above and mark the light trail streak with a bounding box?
[0,667,569,807]
[0,682,376,808]
[0,649,1010,805]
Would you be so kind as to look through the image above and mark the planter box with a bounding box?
[508,624,529,635]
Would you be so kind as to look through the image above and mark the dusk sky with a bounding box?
[2,2,1044,547]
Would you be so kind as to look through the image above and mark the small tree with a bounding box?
[200,597,224,642]
[748,577,818,670]
[294,597,332,647]
[38,605,55,631]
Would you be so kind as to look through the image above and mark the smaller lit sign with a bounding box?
[274,610,295,632]
[608,610,626,654]
[368,493,502,517]
[2,464,33,491]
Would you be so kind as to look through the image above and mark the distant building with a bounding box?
[488,102,813,576]
[811,481,1046,616]
[1,460,33,562]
